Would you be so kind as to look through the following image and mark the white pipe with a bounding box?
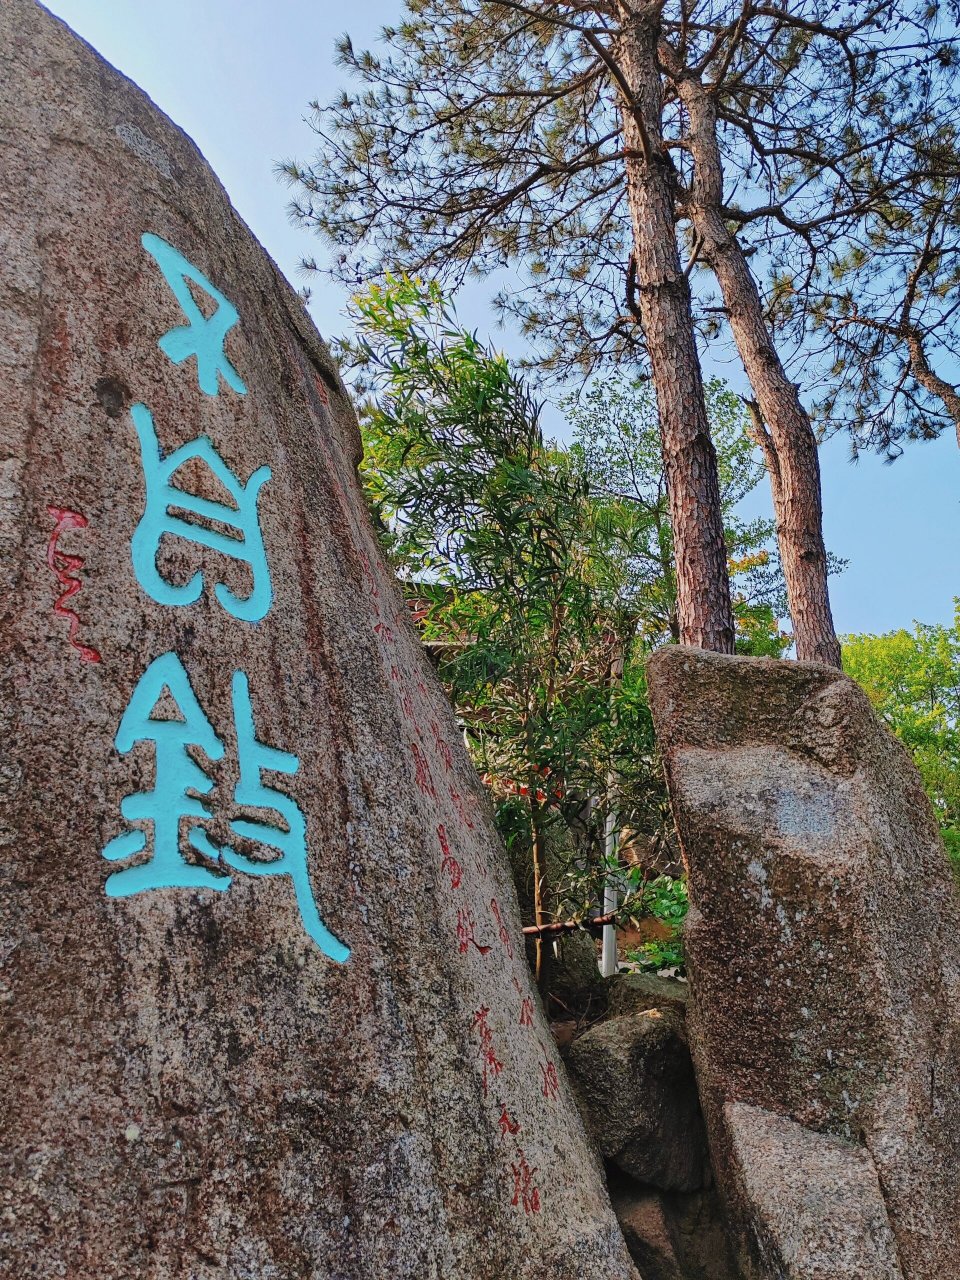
[599,652,624,978]
[600,798,619,977]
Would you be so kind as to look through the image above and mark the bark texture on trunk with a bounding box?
[618,17,735,656]
[906,329,960,449]
[678,76,842,668]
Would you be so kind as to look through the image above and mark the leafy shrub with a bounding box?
[626,874,688,973]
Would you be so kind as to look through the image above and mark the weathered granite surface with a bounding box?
[726,1103,904,1279]
[648,647,960,1280]
[604,971,689,1020]
[0,4,638,1277]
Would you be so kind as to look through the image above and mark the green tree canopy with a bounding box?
[843,607,960,867]
[567,375,791,656]
[344,278,790,957]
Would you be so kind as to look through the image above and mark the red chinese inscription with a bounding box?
[490,897,514,959]
[498,1105,520,1138]
[519,998,534,1028]
[46,506,101,663]
[430,720,452,772]
[540,1059,561,1103]
[359,547,380,604]
[457,906,491,958]
[449,786,476,832]
[411,742,437,799]
[437,823,463,890]
[471,1005,504,1095]
[510,1152,541,1214]
[373,619,395,645]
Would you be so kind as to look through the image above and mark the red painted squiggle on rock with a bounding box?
[46,505,101,663]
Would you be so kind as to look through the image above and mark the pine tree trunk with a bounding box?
[618,17,735,655]
[905,329,960,449]
[678,77,841,668]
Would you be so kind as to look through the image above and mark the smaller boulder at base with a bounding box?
[726,1102,904,1279]
[567,1008,711,1193]
[647,646,960,1280]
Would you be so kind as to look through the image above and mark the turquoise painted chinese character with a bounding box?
[103,657,350,962]
[102,652,231,898]
[142,232,247,396]
[130,402,273,622]
[224,672,350,963]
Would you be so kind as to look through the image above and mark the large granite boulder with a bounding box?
[0,5,638,1277]
[605,971,689,1020]
[648,646,960,1279]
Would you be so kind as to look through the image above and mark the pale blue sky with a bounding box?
[43,0,959,637]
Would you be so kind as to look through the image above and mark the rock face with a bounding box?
[725,1103,904,1279]
[0,5,638,1277]
[648,647,960,1280]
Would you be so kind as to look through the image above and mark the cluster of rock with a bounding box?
[558,649,960,1280]
[564,972,737,1280]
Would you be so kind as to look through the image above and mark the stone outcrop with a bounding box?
[725,1103,904,1279]
[648,646,960,1279]
[0,4,638,1276]
[567,970,736,1278]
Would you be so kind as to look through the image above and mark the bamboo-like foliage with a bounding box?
[843,606,960,868]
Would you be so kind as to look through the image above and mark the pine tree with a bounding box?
[285,1,958,665]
